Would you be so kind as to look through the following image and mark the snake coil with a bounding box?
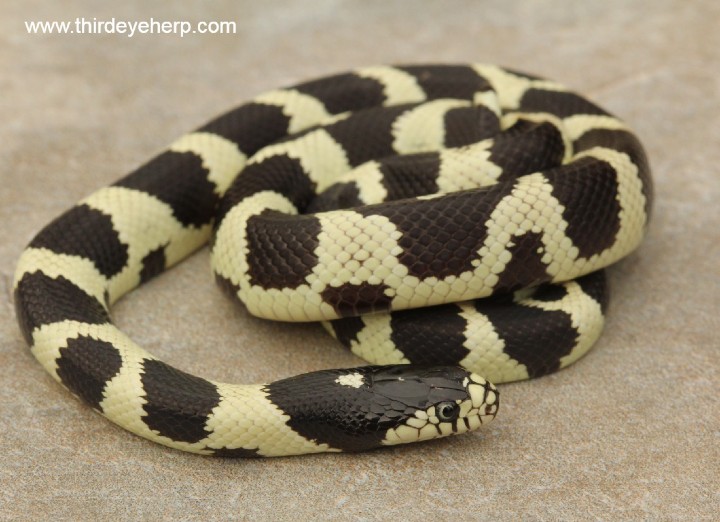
[14,64,651,457]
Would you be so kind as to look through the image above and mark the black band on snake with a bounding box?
[14,64,652,457]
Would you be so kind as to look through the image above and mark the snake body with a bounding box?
[14,64,651,457]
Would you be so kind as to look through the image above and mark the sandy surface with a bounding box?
[1,1,718,520]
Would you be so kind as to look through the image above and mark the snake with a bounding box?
[13,64,652,457]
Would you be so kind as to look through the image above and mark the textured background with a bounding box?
[1,1,718,520]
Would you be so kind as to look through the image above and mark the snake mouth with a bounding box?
[468,374,499,415]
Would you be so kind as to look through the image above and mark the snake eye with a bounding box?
[436,402,460,422]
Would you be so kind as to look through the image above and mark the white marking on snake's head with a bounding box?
[335,373,365,388]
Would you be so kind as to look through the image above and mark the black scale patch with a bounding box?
[245,210,322,290]
[527,283,568,302]
[216,154,317,227]
[56,336,123,410]
[575,271,609,313]
[29,204,128,278]
[443,106,500,147]
[328,316,366,348]
[233,155,317,210]
[398,65,491,101]
[212,446,259,458]
[574,128,653,218]
[305,182,364,213]
[323,104,415,167]
[198,102,291,157]
[358,182,514,280]
[140,359,221,444]
[389,304,470,366]
[493,231,551,294]
[294,73,386,115]
[490,121,567,183]
[473,297,578,378]
[519,89,610,118]
[214,273,242,299]
[115,151,218,229]
[264,367,392,452]
[139,246,167,283]
[321,282,394,317]
[544,157,622,259]
[379,152,442,201]
[15,272,111,345]
[265,368,376,452]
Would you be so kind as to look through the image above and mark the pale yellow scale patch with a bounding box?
[14,248,108,307]
[392,272,475,311]
[457,302,530,383]
[83,187,211,302]
[248,128,352,193]
[326,99,496,206]
[211,190,326,321]
[308,210,405,292]
[563,114,630,142]
[550,147,647,279]
[243,285,324,322]
[520,280,605,370]
[169,132,247,194]
[472,64,567,110]
[28,320,200,450]
[458,113,645,284]
[324,314,409,366]
[355,66,426,105]
[455,280,606,383]
[30,321,114,382]
[583,148,648,259]
[473,172,575,284]
[435,141,503,193]
[474,89,502,117]
[203,384,335,457]
[391,99,473,153]
[31,319,328,455]
[329,160,388,204]
[95,332,175,445]
[415,193,446,201]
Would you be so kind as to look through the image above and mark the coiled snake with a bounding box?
[14,64,652,457]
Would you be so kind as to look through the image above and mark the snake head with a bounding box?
[368,365,498,448]
[265,365,498,454]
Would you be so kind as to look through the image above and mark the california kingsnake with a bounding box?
[14,64,651,457]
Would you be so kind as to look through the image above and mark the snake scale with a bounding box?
[14,64,652,457]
